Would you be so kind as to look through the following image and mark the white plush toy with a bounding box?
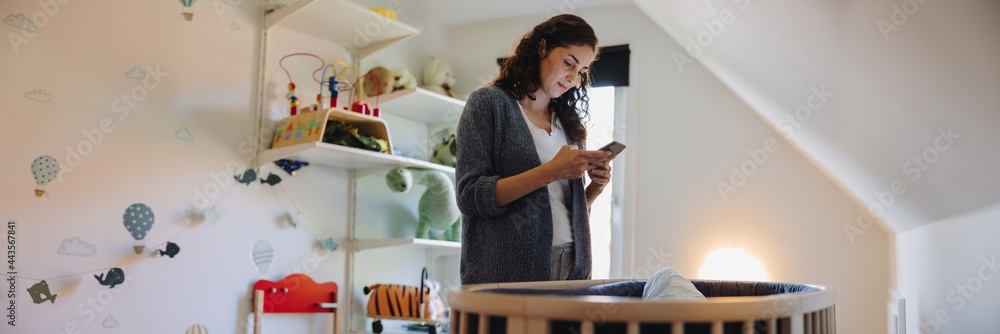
[430,133,456,167]
[421,57,456,97]
[391,67,417,92]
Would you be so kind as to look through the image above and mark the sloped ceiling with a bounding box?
[634,0,1000,232]
[391,0,1000,232]
[398,0,627,27]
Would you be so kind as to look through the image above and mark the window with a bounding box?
[584,86,620,279]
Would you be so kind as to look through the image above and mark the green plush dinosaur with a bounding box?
[384,167,461,242]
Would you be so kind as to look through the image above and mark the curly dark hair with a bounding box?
[494,14,598,144]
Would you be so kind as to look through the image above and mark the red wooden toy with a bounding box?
[253,274,338,334]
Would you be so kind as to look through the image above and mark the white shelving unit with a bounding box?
[257,141,454,173]
[264,0,419,58]
[376,87,466,123]
[255,2,465,333]
[354,238,461,258]
[354,238,460,252]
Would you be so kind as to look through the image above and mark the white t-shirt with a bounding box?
[518,105,573,246]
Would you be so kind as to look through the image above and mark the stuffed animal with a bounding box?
[363,66,395,97]
[363,268,446,334]
[391,67,417,92]
[430,134,456,167]
[322,121,389,153]
[422,279,446,320]
[385,167,461,242]
[368,7,397,20]
[363,282,445,322]
[421,58,456,97]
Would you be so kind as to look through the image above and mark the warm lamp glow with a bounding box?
[697,248,768,281]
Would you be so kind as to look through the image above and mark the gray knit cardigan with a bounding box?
[456,85,592,285]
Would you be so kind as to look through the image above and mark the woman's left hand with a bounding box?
[587,155,615,188]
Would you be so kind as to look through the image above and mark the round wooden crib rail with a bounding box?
[449,279,837,333]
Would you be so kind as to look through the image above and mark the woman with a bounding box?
[456,14,614,285]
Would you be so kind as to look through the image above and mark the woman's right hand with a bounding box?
[545,145,612,181]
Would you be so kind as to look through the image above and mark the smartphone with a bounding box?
[598,141,626,155]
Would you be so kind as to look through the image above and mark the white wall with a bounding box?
[633,0,1000,332]
[896,204,1000,333]
[440,3,888,333]
[0,0,464,332]
[634,0,1000,235]
[0,1,368,333]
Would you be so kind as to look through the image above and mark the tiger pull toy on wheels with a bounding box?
[369,320,442,334]
[364,268,447,334]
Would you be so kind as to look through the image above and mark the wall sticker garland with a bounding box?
[11,19,344,327]
[57,237,97,257]
[252,239,274,276]
[94,268,126,288]
[25,89,54,104]
[176,126,195,141]
[275,159,308,175]
[15,160,335,304]
[26,280,57,304]
[123,203,155,254]
[266,163,340,248]
[125,65,146,80]
[102,316,119,328]
[31,155,60,197]
[235,168,257,185]
[178,0,196,21]
[157,241,181,258]
[3,14,36,33]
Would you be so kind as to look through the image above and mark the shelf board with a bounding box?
[257,141,454,174]
[265,0,419,58]
[353,238,460,254]
[374,87,466,123]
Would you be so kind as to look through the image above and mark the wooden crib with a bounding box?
[448,279,837,334]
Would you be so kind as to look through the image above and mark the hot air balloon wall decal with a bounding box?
[123,203,155,254]
[179,0,196,21]
[252,240,274,276]
[31,155,60,197]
